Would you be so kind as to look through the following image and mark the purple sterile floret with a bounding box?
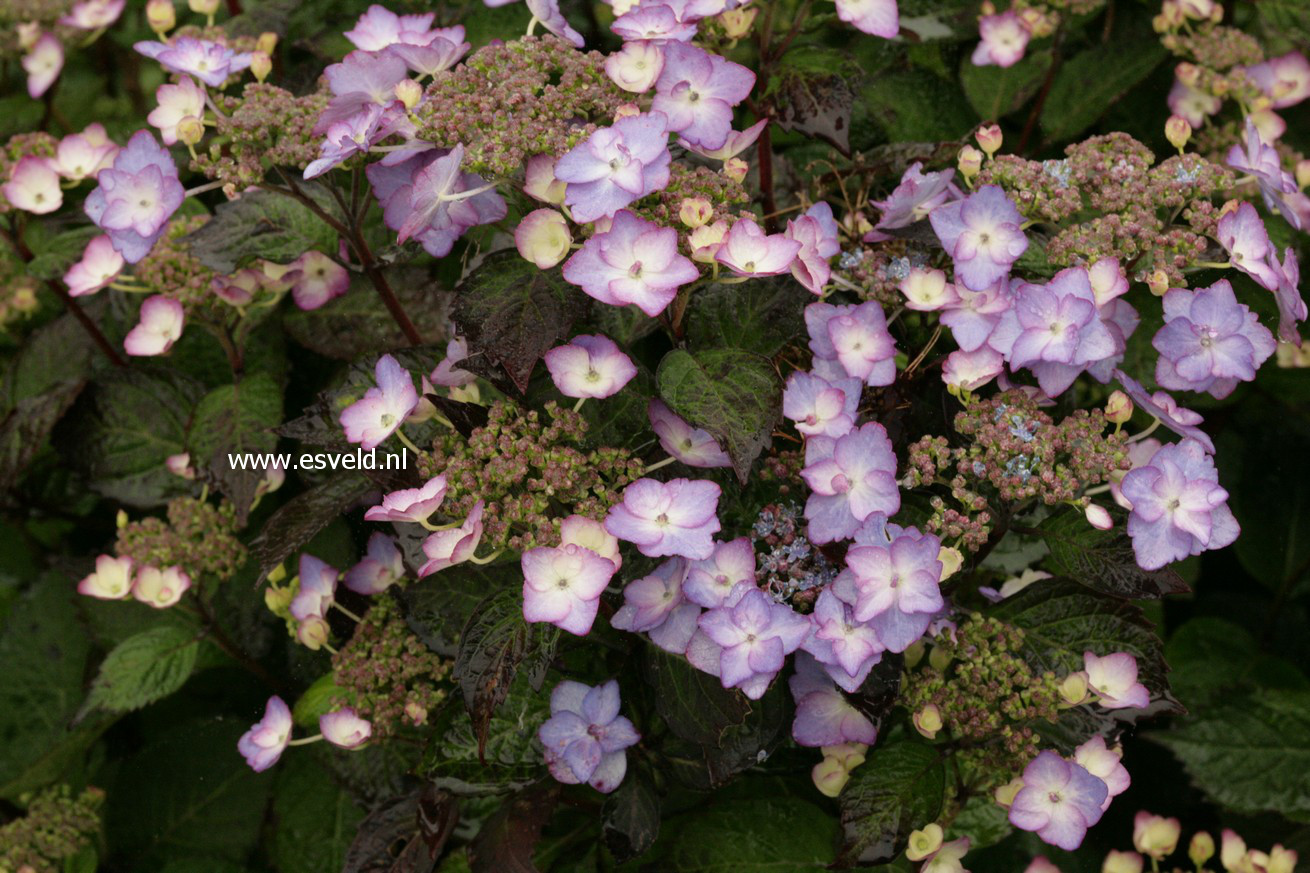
[343,532,405,595]
[1008,751,1108,851]
[801,422,901,544]
[1226,119,1302,229]
[697,581,811,697]
[1152,279,1275,399]
[84,130,184,263]
[562,210,699,316]
[837,519,944,652]
[1112,370,1214,454]
[605,477,722,559]
[865,162,959,241]
[1120,438,1239,571]
[683,537,755,608]
[611,556,689,633]
[554,113,672,223]
[929,184,1029,291]
[801,587,884,692]
[652,41,754,151]
[134,37,252,88]
[338,353,419,450]
[538,680,640,793]
[788,651,879,747]
[1217,201,1282,291]
[783,371,862,439]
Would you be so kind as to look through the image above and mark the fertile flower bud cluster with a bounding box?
[0,785,104,873]
[418,400,644,552]
[190,83,330,194]
[113,496,247,581]
[902,615,1063,787]
[329,598,452,737]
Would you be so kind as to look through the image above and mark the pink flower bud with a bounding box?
[679,196,713,228]
[1146,269,1170,296]
[515,208,572,269]
[718,6,758,38]
[723,157,748,183]
[689,219,729,263]
[900,267,958,311]
[16,21,40,50]
[912,703,943,739]
[78,554,134,600]
[1189,831,1215,866]
[1165,115,1192,150]
[604,40,664,93]
[256,31,278,54]
[250,50,272,82]
[176,116,204,146]
[3,157,61,215]
[906,823,944,861]
[1102,850,1144,873]
[1085,504,1113,530]
[1105,390,1133,424]
[166,452,195,479]
[976,123,1002,157]
[957,145,983,179]
[64,234,124,297]
[124,296,184,356]
[393,78,422,109]
[1176,61,1201,86]
[1058,670,1089,705]
[613,102,641,121]
[1221,830,1248,870]
[1296,159,1310,190]
[811,755,850,797]
[146,0,175,32]
[133,565,192,609]
[188,0,220,15]
[1132,812,1181,860]
[993,777,1023,808]
[524,154,566,205]
[297,615,330,650]
[320,707,373,749]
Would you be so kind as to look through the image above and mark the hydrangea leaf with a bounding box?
[454,587,559,759]
[770,46,857,154]
[0,378,83,492]
[838,739,945,865]
[83,625,201,714]
[658,795,840,871]
[685,275,812,358]
[189,373,284,524]
[1150,689,1310,822]
[74,366,204,507]
[0,575,106,801]
[282,268,449,361]
[988,578,1182,732]
[421,670,549,797]
[1164,617,1308,710]
[960,49,1053,119]
[342,786,459,873]
[249,472,373,582]
[1026,507,1190,599]
[469,782,560,873]
[644,648,788,790]
[402,566,512,659]
[184,188,341,273]
[602,768,661,862]
[453,249,590,393]
[105,718,271,865]
[271,752,366,873]
[656,347,781,484]
[1039,36,1168,143]
[950,793,1013,850]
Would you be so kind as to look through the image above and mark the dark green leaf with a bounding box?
[402,566,510,658]
[656,348,781,484]
[469,782,558,873]
[1165,617,1308,709]
[0,575,97,799]
[959,50,1053,119]
[190,373,283,522]
[83,625,201,714]
[838,739,945,865]
[184,188,340,273]
[283,269,450,360]
[421,670,548,796]
[1040,36,1167,142]
[772,47,857,154]
[454,587,559,758]
[106,718,272,864]
[25,226,100,281]
[1,306,102,409]
[1151,689,1310,823]
[271,751,366,873]
[74,366,203,507]
[685,276,812,358]
[249,473,374,581]
[453,250,590,392]
[860,70,977,142]
[602,769,660,862]
[644,647,752,747]
[662,795,840,871]
[1030,507,1189,599]
[0,379,83,493]
[949,793,1012,850]
[342,785,458,873]
[989,578,1179,724]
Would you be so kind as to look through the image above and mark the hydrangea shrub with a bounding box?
[0,0,1308,870]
